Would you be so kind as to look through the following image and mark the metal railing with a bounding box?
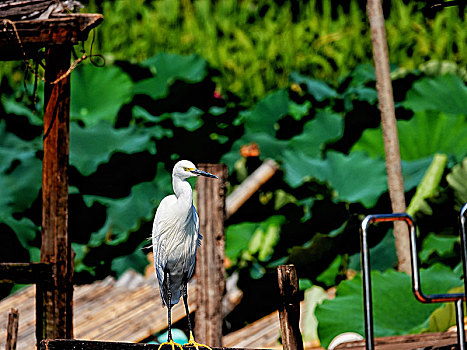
[360,203,467,350]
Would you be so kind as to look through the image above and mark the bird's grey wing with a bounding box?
[194,205,202,247]
[152,209,166,292]
[152,196,178,301]
[186,204,201,281]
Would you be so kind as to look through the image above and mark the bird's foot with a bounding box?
[183,332,212,350]
[157,339,184,350]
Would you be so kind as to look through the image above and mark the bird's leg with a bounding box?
[158,271,183,350]
[182,278,212,350]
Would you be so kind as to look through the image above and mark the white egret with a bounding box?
[152,160,218,350]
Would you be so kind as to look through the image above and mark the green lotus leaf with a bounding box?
[71,64,133,126]
[133,106,204,131]
[70,121,156,176]
[316,264,462,348]
[283,150,387,208]
[85,165,171,247]
[290,72,339,101]
[351,111,467,162]
[133,53,208,100]
[447,157,467,207]
[289,110,343,158]
[242,89,289,134]
[403,75,467,115]
[420,233,458,263]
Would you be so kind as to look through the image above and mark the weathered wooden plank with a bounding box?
[334,331,458,349]
[0,14,103,60]
[5,308,19,350]
[195,164,227,347]
[0,1,54,20]
[223,311,281,348]
[39,339,268,350]
[38,43,73,344]
[0,263,53,284]
[277,265,303,350]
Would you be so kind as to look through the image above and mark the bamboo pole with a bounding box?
[367,0,411,274]
[225,159,278,219]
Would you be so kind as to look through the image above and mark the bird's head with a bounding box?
[173,160,219,180]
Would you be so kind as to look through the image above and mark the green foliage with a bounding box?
[1,48,466,348]
[447,157,467,208]
[403,74,467,115]
[406,154,447,217]
[352,112,467,162]
[87,0,466,104]
[225,216,285,279]
[284,151,387,208]
[316,264,463,348]
[70,121,156,176]
[419,233,458,264]
[348,230,398,273]
[71,64,133,125]
[424,286,465,333]
[133,53,208,100]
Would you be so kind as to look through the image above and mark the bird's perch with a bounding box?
[195,164,228,347]
[39,339,266,350]
[277,265,303,350]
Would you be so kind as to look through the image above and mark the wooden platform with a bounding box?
[0,270,242,349]
[334,332,458,350]
[39,339,266,350]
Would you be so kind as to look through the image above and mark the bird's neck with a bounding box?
[173,177,193,210]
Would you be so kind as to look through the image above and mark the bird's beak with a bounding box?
[191,169,219,179]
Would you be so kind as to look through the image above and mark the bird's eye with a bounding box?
[184,167,188,171]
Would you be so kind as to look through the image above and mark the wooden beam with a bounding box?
[277,265,303,350]
[5,308,19,350]
[0,14,103,60]
[39,339,264,350]
[195,164,227,347]
[0,263,52,284]
[37,43,73,344]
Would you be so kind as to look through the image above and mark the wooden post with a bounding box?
[5,308,19,350]
[195,164,227,347]
[38,44,73,343]
[367,0,411,274]
[277,265,303,350]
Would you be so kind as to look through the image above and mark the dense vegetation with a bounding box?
[0,0,466,347]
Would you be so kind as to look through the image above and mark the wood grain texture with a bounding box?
[38,44,73,343]
[195,164,227,347]
[5,308,19,350]
[277,265,303,350]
